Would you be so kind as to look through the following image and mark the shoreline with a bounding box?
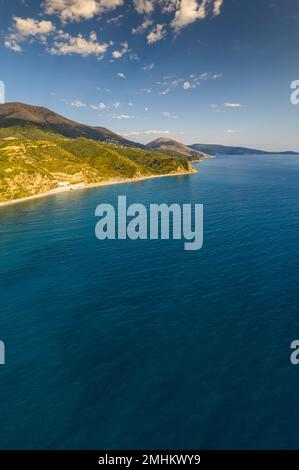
[0,169,197,208]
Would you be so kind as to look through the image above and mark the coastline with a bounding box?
[0,169,196,208]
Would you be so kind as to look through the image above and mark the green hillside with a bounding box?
[0,124,61,141]
[0,136,193,202]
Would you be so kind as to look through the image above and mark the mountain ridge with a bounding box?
[146,137,211,159]
[1,103,297,156]
[147,138,298,156]
[0,102,142,148]
[189,143,299,156]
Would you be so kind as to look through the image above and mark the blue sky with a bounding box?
[0,0,298,150]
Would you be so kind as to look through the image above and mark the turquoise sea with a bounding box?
[0,154,299,449]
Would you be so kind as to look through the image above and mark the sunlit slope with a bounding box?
[0,138,193,202]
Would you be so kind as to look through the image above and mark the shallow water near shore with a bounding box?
[0,154,299,450]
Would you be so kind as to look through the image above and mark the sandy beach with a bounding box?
[0,169,196,208]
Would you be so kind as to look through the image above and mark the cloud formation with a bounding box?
[162,111,178,118]
[144,129,170,135]
[133,0,155,15]
[225,129,240,134]
[50,31,110,57]
[147,24,167,44]
[43,0,124,23]
[70,99,109,110]
[171,0,208,31]
[132,18,153,34]
[120,131,141,137]
[183,81,193,90]
[112,41,129,59]
[5,0,225,55]
[112,114,135,119]
[71,99,87,108]
[143,63,155,71]
[224,102,242,108]
[5,17,55,52]
[213,0,223,16]
[134,0,224,37]
[90,102,107,110]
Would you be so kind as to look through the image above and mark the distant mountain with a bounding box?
[146,138,211,160]
[147,138,299,158]
[0,102,141,147]
[189,143,299,156]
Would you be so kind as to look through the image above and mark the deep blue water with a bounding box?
[0,154,299,450]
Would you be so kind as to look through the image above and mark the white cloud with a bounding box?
[144,107,149,112]
[71,99,88,108]
[157,72,212,95]
[171,0,209,31]
[117,72,126,78]
[162,111,178,118]
[112,101,120,108]
[159,0,179,14]
[213,0,223,16]
[138,0,225,36]
[13,17,54,37]
[209,103,225,113]
[133,0,155,14]
[183,81,193,90]
[144,129,170,135]
[225,129,240,134]
[4,39,22,52]
[6,0,225,55]
[112,41,129,59]
[5,17,55,52]
[6,1,225,56]
[106,13,124,24]
[224,102,242,108]
[112,114,135,119]
[71,100,108,110]
[120,131,141,137]
[43,0,124,23]
[112,50,122,59]
[212,73,223,79]
[132,18,153,34]
[147,24,167,44]
[171,78,185,86]
[50,31,110,57]
[199,72,208,79]
[143,63,155,71]
[90,102,107,110]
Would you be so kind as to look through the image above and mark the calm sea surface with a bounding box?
[0,154,299,449]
